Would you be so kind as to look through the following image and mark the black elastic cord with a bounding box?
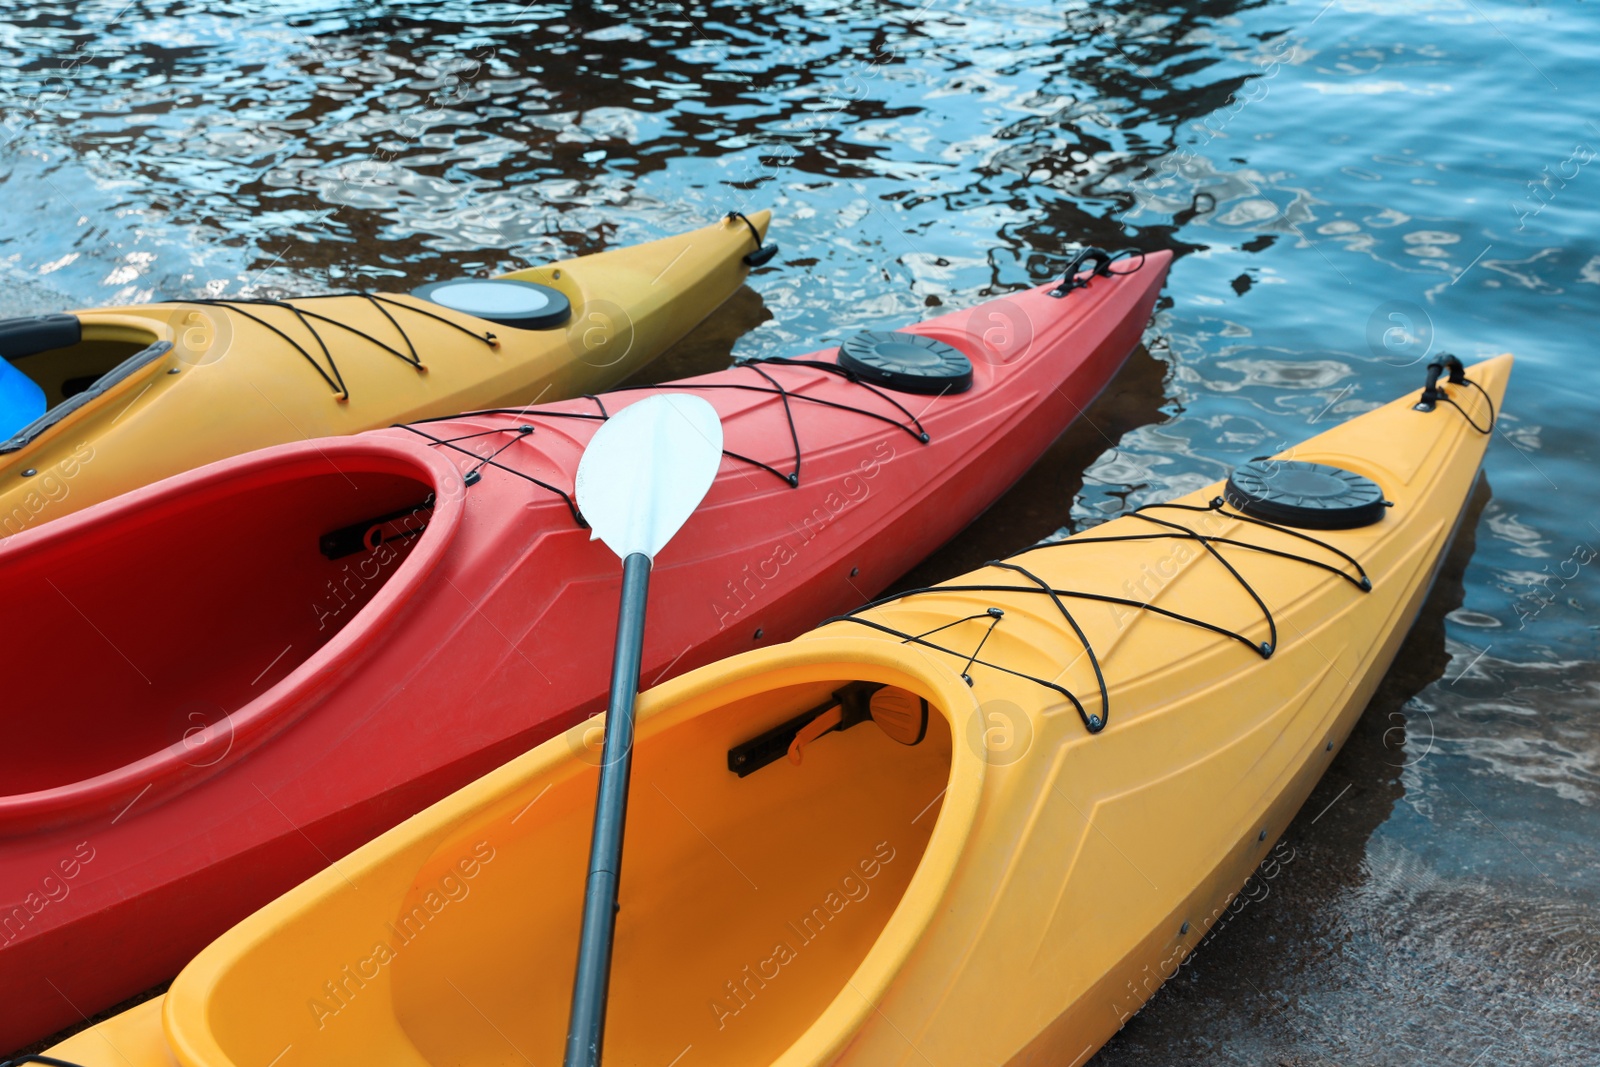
[990,562,1110,728]
[186,300,346,397]
[740,361,804,486]
[1107,248,1146,275]
[726,210,764,250]
[1120,509,1281,656]
[740,357,933,443]
[827,498,1373,733]
[909,609,996,646]
[908,607,1005,687]
[957,611,1003,684]
[181,292,497,400]
[461,425,534,483]
[827,613,1088,722]
[395,357,933,523]
[1,1056,93,1066]
[726,210,779,266]
[1131,500,1372,590]
[358,292,500,347]
[609,358,933,486]
[395,421,588,528]
[1442,377,1496,434]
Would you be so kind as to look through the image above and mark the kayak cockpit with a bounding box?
[0,314,170,447]
[0,442,458,824]
[173,659,981,1067]
[394,678,952,1065]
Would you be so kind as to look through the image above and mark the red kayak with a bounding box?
[0,249,1169,1049]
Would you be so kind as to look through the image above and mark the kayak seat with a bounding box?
[1,314,86,442]
[0,312,82,360]
[0,313,175,454]
[0,357,46,442]
[2,340,173,454]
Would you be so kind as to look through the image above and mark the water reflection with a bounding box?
[2,0,1280,303]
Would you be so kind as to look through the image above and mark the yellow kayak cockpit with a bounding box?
[0,312,166,407]
[157,648,983,1067]
[0,312,172,450]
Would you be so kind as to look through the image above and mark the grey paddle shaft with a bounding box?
[564,550,652,1067]
[563,392,723,1065]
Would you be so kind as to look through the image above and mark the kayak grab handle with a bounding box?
[1049,247,1148,298]
[726,210,780,267]
[1413,353,1466,412]
[1049,247,1114,297]
[1413,352,1495,433]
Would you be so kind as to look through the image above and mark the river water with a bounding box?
[3,0,1596,1062]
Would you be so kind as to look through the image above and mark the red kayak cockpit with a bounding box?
[0,437,467,830]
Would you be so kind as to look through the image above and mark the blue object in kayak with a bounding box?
[0,358,47,441]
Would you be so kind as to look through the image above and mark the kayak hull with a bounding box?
[4,253,1171,1050]
[0,212,768,536]
[45,355,1508,1066]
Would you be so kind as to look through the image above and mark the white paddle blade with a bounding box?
[575,393,724,560]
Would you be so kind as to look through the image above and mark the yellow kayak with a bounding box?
[46,355,1507,1066]
[0,211,770,536]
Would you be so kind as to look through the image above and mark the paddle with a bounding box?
[563,393,724,1067]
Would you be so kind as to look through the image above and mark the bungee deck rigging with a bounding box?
[395,353,939,526]
[0,212,774,542]
[179,293,500,400]
[825,497,1375,733]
